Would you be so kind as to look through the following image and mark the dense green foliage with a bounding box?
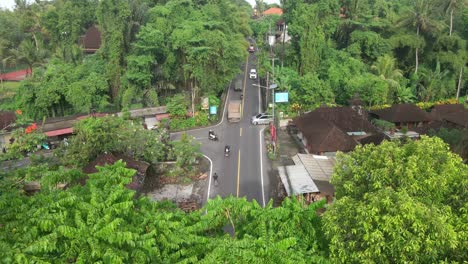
[324,137,467,263]
[0,0,251,119]
[58,116,169,167]
[258,0,468,113]
[0,162,329,263]
[429,128,468,161]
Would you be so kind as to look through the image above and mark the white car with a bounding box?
[251,113,273,125]
[249,69,257,79]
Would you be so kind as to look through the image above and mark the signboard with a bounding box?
[201,97,209,110]
[274,92,289,103]
[209,106,217,115]
[268,35,276,46]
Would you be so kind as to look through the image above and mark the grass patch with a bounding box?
[0,81,21,111]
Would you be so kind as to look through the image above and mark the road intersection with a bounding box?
[171,54,272,207]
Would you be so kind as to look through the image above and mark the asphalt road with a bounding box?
[171,54,271,206]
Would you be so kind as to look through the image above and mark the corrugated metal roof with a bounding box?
[278,164,319,196]
[294,154,335,182]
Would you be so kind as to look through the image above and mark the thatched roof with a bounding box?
[311,106,377,133]
[429,104,465,121]
[79,25,101,53]
[443,109,468,128]
[370,104,430,123]
[293,115,357,153]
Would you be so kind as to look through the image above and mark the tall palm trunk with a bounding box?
[449,8,453,36]
[415,26,420,74]
[456,67,463,100]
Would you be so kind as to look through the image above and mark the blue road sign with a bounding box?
[210,106,217,115]
[275,92,289,103]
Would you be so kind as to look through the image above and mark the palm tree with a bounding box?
[3,39,47,76]
[439,0,462,36]
[371,54,403,102]
[417,62,451,102]
[398,0,443,74]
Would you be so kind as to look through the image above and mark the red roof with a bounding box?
[156,113,170,121]
[45,128,73,137]
[0,69,31,81]
[263,7,283,16]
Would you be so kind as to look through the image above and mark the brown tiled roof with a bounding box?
[0,111,16,131]
[443,109,468,128]
[79,25,101,52]
[429,104,465,121]
[358,132,388,146]
[370,104,430,123]
[293,115,357,153]
[304,106,377,133]
[413,120,447,135]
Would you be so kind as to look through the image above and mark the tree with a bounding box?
[346,73,389,106]
[324,137,467,263]
[96,0,131,101]
[439,0,463,36]
[289,73,334,109]
[371,54,403,102]
[0,161,332,263]
[169,133,201,173]
[398,0,443,74]
[60,116,167,167]
[417,62,453,101]
[3,39,47,76]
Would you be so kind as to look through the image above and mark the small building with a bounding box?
[369,104,431,129]
[292,106,378,154]
[275,19,291,43]
[415,104,466,134]
[293,116,358,154]
[429,104,465,121]
[263,7,283,16]
[79,25,102,54]
[278,154,335,204]
[442,109,468,129]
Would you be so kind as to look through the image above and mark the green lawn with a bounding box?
[0,81,21,111]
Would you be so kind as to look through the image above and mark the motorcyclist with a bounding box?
[225,145,230,155]
[209,130,215,139]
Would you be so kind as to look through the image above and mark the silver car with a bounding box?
[251,113,273,125]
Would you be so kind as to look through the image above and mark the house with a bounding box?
[369,104,431,129]
[442,109,468,129]
[263,7,283,16]
[293,115,357,154]
[278,154,335,204]
[429,104,465,121]
[79,25,102,54]
[292,106,378,154]
[412,104,466,134]
[275,19,291,43]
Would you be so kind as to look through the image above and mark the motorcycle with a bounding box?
[208,131,218,141]
[225,145,230,157]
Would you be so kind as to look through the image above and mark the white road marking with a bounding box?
[204,154,214,203]
[259,127,266,207]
